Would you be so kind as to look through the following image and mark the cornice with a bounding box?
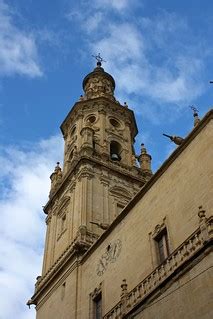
[60,97,138,138]
[44,155,146,213]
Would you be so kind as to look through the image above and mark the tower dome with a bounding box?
[82,60,116,101]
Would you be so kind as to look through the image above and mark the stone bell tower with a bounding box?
[28,59,152,312]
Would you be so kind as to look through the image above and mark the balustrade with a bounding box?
[104,215,212,319]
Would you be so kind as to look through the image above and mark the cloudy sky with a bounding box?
[0,0,213,318]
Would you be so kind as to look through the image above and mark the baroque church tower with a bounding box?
[28,59,213,319]
[29,59,152,310]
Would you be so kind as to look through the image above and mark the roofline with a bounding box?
[82,108,213,262]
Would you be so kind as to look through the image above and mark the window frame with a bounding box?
[154,227,169,264]
[149,218,171,267]
[90,283,103,319]
[93,292,102,319]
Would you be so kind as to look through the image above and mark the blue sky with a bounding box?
[0,0,213,318]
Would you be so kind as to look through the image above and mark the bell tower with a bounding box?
[29,59,152,312]
[42,59,152,273]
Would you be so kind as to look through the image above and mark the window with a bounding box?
[109,118,120,128]
[93,293,102,319]
[87,115,96,124]
[155,228,169,263]
[61,214,66,233]
[90,285,102,319]
[61,282,66,300]
[57,213,67,240]
[70,126,76,136]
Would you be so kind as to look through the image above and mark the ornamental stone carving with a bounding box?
[84,74,115,100]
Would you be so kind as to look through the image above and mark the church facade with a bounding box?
[28,61,213,319]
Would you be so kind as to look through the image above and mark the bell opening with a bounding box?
[110,141,122,161]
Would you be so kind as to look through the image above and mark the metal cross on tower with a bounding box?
[189,105,199,114]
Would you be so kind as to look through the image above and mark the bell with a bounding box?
[111,153,120,161]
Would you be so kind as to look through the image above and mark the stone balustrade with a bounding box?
[104,214,212,319]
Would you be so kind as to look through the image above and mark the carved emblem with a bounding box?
[96,239,122,276]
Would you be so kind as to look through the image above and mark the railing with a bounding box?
[104,213,212,319]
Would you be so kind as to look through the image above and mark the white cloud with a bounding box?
[0,135,63,319]
[84,12,103,33]
[0,0,42,77]
[95,0,131,11]
[66,0,138,33]
[89,14,206,119]
[67,3,208,121]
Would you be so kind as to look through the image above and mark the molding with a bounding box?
[151,217,167,239]
[30,228,99,305]
[109,185,132,200]
[60,97,138,139]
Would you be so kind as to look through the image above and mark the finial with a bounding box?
[138,143,152,175]
[198,205,206,221]
[124,102,128,108]
[92,53,106,67]
[55,161,60,168]
[54,162,62,174]
[121,279,128,295]
[189,105,200,127]
[141,143,146,153]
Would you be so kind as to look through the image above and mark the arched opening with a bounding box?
[70,126,76,136]
[110,141,122,161]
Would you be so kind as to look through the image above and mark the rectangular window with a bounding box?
[94,293,102,319]
[155,229,169,263]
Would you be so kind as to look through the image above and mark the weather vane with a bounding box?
[92,53,106,66]
[189,105,199,114]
